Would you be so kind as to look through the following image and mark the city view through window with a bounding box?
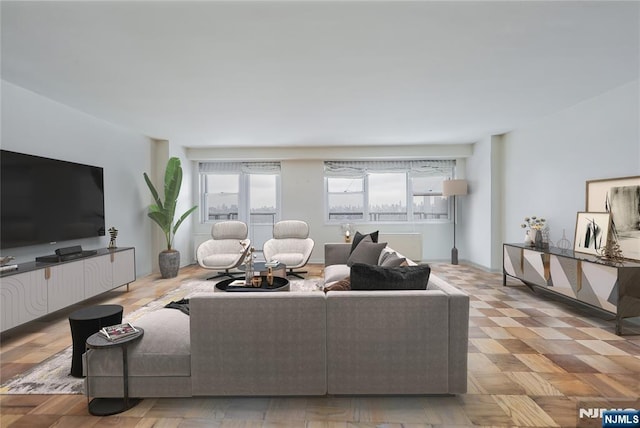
[204,174,278,224]
[327,174,449,222]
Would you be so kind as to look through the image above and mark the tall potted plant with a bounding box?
[144,157,197,278]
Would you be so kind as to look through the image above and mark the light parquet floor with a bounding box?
[1,262,639,427]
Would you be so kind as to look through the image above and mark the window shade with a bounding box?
[199,162,281,174]
[324,160,455,177]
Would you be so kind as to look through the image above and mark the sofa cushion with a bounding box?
[350,263,431,291]
[350,230,379,254]
[86,308,191,377]
[379,251,407,267]
[324,264,351,285]
[347,238,387,267]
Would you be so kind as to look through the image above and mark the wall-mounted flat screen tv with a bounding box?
[1,150,105,249]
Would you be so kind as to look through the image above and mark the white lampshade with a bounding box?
[442,179,468,197]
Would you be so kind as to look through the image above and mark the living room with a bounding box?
[1,1,638,426]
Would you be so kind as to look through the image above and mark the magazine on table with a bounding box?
[99,322,139,341]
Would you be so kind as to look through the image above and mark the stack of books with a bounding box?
[99,322,139,341]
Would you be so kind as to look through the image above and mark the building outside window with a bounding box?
[199,162,281,251]
[325,160,455,223]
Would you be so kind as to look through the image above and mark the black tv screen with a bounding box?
[1,150,105,249]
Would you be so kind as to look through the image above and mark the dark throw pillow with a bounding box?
[350,230,379,254]
[347,240,387,267]
[324,276,351,292]
[350,263,431,291]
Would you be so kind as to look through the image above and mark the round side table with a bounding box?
[68,304,123,378]
[85,328,144,416]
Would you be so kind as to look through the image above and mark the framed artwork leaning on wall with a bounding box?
[586,176,640,261]
[574,212,611,256]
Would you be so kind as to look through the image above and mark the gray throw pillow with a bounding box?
[379,251,407,267]
[350,263,431,290]
[346,240,387,267]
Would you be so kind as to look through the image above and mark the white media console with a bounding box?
[0,247,135,333]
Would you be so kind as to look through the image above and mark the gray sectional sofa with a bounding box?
[84,244,469,398]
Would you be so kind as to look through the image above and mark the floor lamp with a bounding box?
[442,179,468,265]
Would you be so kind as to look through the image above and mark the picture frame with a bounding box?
[574,212,611,256]
[586,176,640,261]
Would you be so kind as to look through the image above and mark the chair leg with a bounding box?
[206,270,242,281]
[287,269,307,279]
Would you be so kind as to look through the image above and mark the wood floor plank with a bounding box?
[576,340,630,356]
[422,396,473,426]
[467,353,501,373]
[469,373,527,395]
[502,326,542,340]
[576,355,633,374]
[485,354,531,373]
[469,338,510,354]
[505,372,564,396]
[457,394,512,426]
[537,372,601,397]
[514,354,568,374]
[492,394,559,427]
[579,373,640,398]
[531,396,580,428]
[543,354,598,373]
[478,327,515,339]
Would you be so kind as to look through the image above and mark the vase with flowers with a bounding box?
[521,216,546,248]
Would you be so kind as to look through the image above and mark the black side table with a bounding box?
[85,328,144,416]
[68,304,123,378]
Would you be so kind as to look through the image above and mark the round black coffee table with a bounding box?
[216,276,290,292]
[85,327,144,416]
[68,304,123,377]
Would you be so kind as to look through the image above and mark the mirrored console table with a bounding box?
[503,243,640,335]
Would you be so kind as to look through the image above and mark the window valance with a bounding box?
[199,162,281,174]
[324,160,455,177]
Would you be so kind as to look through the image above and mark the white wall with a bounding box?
[461,137,492,269]
[187,144,474,263]
[1,81,154,276]
[501,80,639,251]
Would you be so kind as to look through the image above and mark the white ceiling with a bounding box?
[2,1,638,148]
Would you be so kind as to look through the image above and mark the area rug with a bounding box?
[0,277,323,395]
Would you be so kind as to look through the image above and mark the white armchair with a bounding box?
[196,221,250,280]
[263,220,314,279]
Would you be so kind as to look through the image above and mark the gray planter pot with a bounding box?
[159,250,180,278]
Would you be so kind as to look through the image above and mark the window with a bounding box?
[411,176,448,220]
[199,162,281,251]
[249,174,278,225]
[327,177,364,221]
[203,173,239,221]
[325,160,455,223]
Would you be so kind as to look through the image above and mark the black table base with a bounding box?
[68,304,123,378]
[89,397,141,416]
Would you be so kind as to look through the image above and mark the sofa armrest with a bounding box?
[324,243,352,266]
[428,274,470,394]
